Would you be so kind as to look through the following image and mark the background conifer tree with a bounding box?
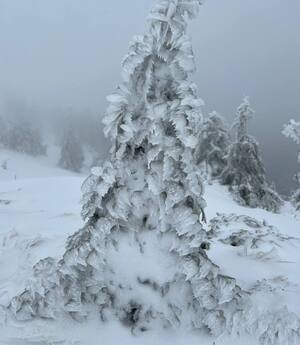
[196,111,230,178]
[0,116,46,156]
[283,119,300,210]
[221,97,282,212]
[59,126,84,173]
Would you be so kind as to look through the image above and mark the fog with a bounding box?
[0,0,299,194]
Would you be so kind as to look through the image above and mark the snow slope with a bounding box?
[0,150,299,345]
[0,150,83,306]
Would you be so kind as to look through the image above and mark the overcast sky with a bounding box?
[0,0,299,194]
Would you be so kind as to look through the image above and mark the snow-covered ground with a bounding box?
[0,150,299,345]
[0,150,83,307]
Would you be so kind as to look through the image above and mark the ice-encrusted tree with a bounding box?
[59,126,84,173]
[196,111,230,178]
[283,119,300,210]
[9,0,246,336]
[221,98,282,212]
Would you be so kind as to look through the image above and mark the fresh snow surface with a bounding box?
[0,150,299,345]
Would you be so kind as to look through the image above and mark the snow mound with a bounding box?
[206,213,300,344]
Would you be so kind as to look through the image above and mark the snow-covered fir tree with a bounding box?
[283,119,300,210]
[59,126,84,172]
[196,111,230,178]
[9,0,247,337]
[221,97,282,212]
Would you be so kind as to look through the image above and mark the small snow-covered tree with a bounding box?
[221,98,282,212]
[9,0,246,337]
[59,126,84,172]
[234,97,253,141]
[283,119,300,210]
[196,111,230,178]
